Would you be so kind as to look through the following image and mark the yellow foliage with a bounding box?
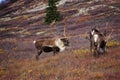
[73,48,90,54]
[13,16,20,20]
[107,41,120,48]
[73,48,90,58]
[13,47,18,51]
[24,31,31,35]
[23,15,29,19]
[28,69,32,73]
[0,49,4,54]
[0,68,5,77]
[92,72,104,79]
[0,28,5,31]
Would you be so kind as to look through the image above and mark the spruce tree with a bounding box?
[45,0,60,24]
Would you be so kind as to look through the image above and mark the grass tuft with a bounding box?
[73,48,90,58]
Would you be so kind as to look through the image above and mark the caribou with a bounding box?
[33,19,69,60]
[89,26,113,57]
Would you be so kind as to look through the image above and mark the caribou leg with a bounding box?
[53,46,60,56]
[97,42,101,55]
[99,41,107,55]
[90,40,93,53]
[93,42,99,57]
[93,47,97,57]
[93,44,96,57]
[36,49,42,60]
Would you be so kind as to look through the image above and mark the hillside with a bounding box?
[0,0,120,80]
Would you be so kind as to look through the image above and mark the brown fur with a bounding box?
[35,39,57,49]
[90,29,106,57]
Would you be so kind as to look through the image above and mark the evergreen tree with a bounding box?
[45,0,60,24]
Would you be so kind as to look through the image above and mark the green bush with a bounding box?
[45,0,60,24]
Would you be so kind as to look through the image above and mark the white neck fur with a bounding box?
[93,34,99,42]
[55,38,65,52]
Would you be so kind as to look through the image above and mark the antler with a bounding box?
[63,17,68,37]
[50,20,59,38]
[105,23,114,41]
[106,28,113,41]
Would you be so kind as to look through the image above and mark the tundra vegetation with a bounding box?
[0,0,120,80]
